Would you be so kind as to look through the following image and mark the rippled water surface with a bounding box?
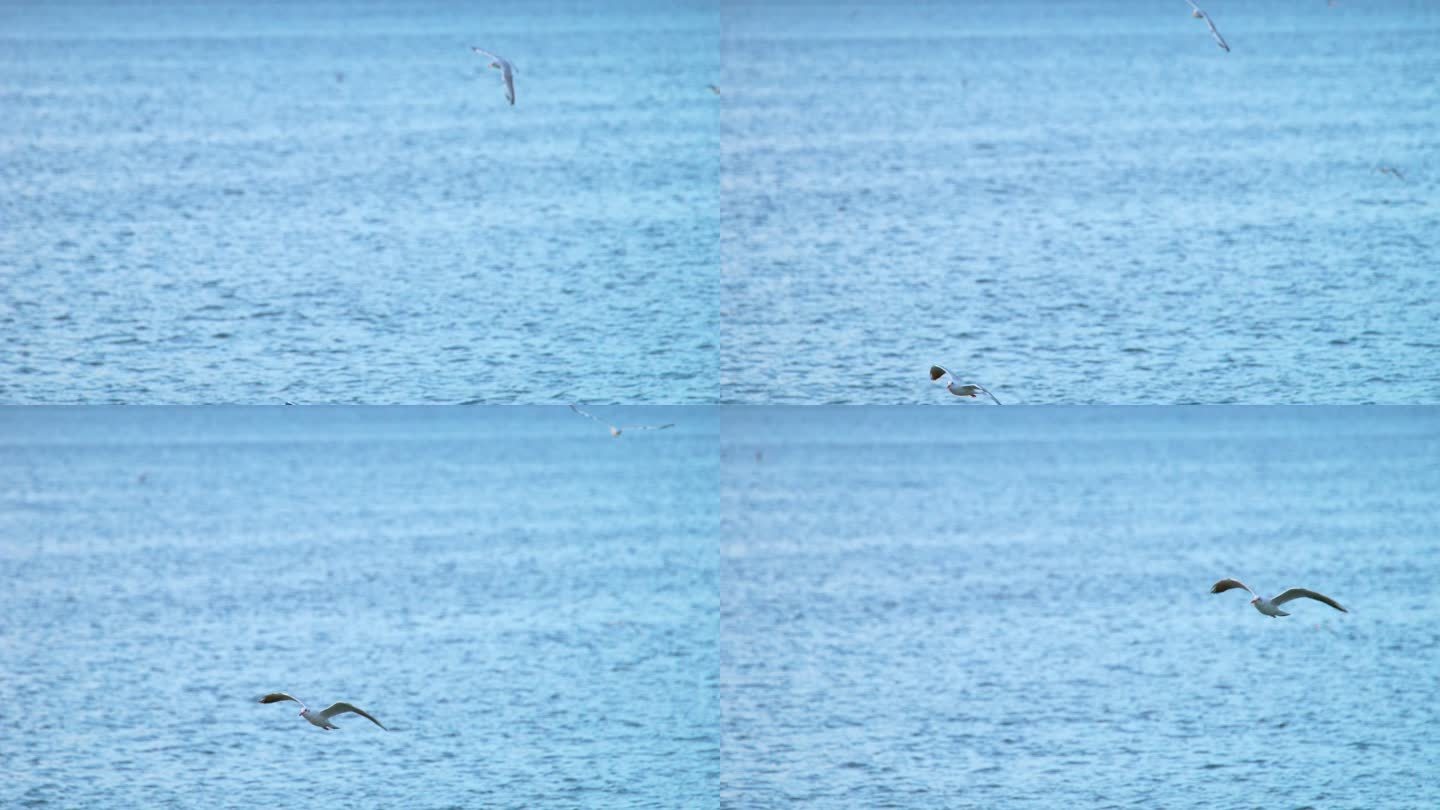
[1,406,717,807]
[1,1,718,403]
[722,406,1440,807]
[721,1,1440,403]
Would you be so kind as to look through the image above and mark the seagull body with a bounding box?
[929,365,1001,404]
[471,47,516,105]
[1210,578,1347,617]
[569,403,675,437]
[1187,1,1230,52]
[259,692,387,731]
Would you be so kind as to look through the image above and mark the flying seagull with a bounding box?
[929,365,1001,404]
[471,47,516,105]
[1210,579,1347,617]
[1377,166,1405,182]
[707,84,721,95]
[569,403,675,438]
[258,692,387,731]
[1187,1,1230,52]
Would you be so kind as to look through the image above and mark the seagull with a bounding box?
[1377,166,1405,182]
[929,365,1001,404]
[1187,1,1231,52]
[707,84,721,95]
[1210,579,1347,617]
[569,403,675,438]
[258,692,387,731]
[471,47,516,106]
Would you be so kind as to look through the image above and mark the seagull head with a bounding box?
[298,708,309,717]
[1192,9,1203,18]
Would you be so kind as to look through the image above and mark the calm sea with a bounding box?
[1,406,718,808]
[722,406,1440,807]
[721,1,1440,403]
[1,1,718,403]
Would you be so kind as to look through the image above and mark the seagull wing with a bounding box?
[974,385,1002,405]
[1210,578,1254,596]
[929,365,952,383]
[1201,12,1230,51]
[471,47,501,63]
[259,692,307,710]
[1272,588,1347,612]
[320,702,388,729]
[1186,0,1202,11]
[569,403,607,424]
[617,423,675,432]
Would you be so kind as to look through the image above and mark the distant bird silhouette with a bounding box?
[569,404,675,437]
[472,47,517,105]
[1210,578,1347,617]
[1377,166,1405,182]
[707,84,721,95]
[259,692,387,731]
[1187,1,1230,52]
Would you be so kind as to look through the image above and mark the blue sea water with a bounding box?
[721,1,1440,404]
[721,406,1440,807]
[0,1,718,404]
[0,406,718,808]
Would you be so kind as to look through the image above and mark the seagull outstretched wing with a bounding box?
[617,423,675,432]
[259,692,308,710]
[1210,578,1255,596]
[972,384,1002,405]
[320,702,388,729]
[1272,588,1347,612]
[569,403,606,424]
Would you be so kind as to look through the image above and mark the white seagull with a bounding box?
[1210,578,1347,617]
[259,692,387,731]
[929,365,1001,404]
[471,47,517,105]
[1187,1,1231,52]
[569,403,675,438]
